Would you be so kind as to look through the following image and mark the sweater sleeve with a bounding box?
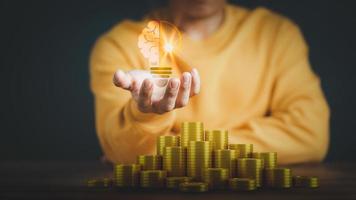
[230,19,330,164]
[90,31,176,164]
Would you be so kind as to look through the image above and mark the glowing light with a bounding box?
[138,20,182,67]
[164,43,174,53]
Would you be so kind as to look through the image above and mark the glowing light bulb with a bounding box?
[138,20,182,101]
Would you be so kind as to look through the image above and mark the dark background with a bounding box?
[0,0,355,161]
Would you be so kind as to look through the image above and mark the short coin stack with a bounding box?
[264,168,292,188]
[137,155,162,170]
[203,168,229,190]
[87,121,320,193]
[114,164,140,187]
[179,182,209,193]
[214,149,237,177]
[237,158,263,187]
[293,176,319,188]
[140,170,167,188]
[229,178,257,191]
[166,177,193,189]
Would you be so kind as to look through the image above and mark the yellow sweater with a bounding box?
[90,5,329,164]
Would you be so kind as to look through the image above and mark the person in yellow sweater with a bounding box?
[90,0,329,165]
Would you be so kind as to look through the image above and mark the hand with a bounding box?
[113,68,200,114]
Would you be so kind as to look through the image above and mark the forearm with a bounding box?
[230,103,329,164]
[96,98,176,164]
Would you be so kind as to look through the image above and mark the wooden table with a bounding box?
[0,161,355,199]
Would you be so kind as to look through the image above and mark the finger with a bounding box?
[175,72,191,108]
[137,79,153,113]
[113,70,133,90]
[156,78,180,113]
[190,68,201,96]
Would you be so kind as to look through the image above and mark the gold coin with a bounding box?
[187,141,212,180]
[114,164,141,187]
[156,135,179,155]
[205,130,229,150]
[163,146,186,176]
[252,152,277,169]
[237,158,263,187]
[179,182,209,193]
[166,177,193,189]
[229,178,256,191]
[140,170,167,188]
[214,149,237,177]
[137,155,162,170]
[264,168,292,188]
[293,176,319,188]
[180,122,204,147]
[229,144,253,158]
[203,168,229,190]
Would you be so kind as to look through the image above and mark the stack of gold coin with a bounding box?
[293,176,319,188]
[203,168,229,190]
[229,178,257,191]
[237,158,263,187]
[157,135,179,156]
[229,144,253,158]
[140,170,167,188]
[166,177,193,189]
[114,164,141,187]
[150,67,172,78]
[163,146,185,176]
[187,141,212,180]
[87,179,112,188]
[137,155,162,170]
[264,168,292,188]
[180,122,204,147]
[205,130,228,150]
[252,152,277,169]
[179,182,209,193]
[214,149,237,177]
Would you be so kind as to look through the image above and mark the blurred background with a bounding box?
[0,0,355,161]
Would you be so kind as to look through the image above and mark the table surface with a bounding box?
[0,161,355,200]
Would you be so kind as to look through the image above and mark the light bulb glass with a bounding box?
[138,20,182,101]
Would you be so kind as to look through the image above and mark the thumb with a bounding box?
[113,70,133,90]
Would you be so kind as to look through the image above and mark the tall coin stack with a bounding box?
[229,144,253,158]
[214,149,237,177]
[205,130,228,150]
[252,152,277,169]
[137,155,162,170]
[157,135,179,156]
[114,164,141,187]
[163,146,185,176]
[237,158,263,187]
[187,141,212,181]
[180,122,204,147]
